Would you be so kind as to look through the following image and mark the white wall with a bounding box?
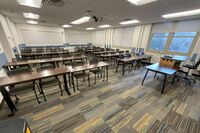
[16,24,65,46]
[65,29,92,44]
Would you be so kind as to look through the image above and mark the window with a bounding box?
[168,32,197,53]
[148,32,198,54]
[149,33,169,51]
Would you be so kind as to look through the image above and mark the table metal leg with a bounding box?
[68,73,71,87]
[63,74,71,96]
[106,66,108,81]
[122,62,126,76]
[161,74,167,94]
[116,61,119,72]
[0,87,17,115]
[171,73,176,85]
[141,69,149,85]
[154,72,157,78]
[71,73,76,92]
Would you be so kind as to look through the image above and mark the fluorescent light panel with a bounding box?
[27,20,38,24]
[127,0,157,6]
[162,9,200,18]
[99,25,111,28]
[23,13,40,19]
[86,27,95,30]
[62,24,72,28]
[17,0,42,8]
[120,20,140,25]
[71,16,91,25]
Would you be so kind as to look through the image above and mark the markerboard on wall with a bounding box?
[21,29,64,45]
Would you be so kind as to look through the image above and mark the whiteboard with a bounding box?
[21,30,64,45]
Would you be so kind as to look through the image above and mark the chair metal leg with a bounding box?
[33,83,41,104]
[103,71,105,82]
[14,95,19,104]
[88,74,90,86]
[58,82,63,96]
[94,74,96,84]
[76,78,79,90]
[38,82,47,101]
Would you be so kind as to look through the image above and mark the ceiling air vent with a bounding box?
[42,0,65,7]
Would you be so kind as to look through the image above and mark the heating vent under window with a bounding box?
[42,0,65,7]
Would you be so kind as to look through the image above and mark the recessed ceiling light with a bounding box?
[62,24,72,28]
[120,20,140,25]
[86,27,96,30]
[27,20,38,24]
[23,13,40,19]
[17,0,42,8]
[99,25,111,28]
[127,0,157,6]
[71,16,91,25]
[162,9,200,18]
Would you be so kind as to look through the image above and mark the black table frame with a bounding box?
[141,69,176,94]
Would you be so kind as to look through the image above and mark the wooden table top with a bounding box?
[100,53,123,57]
[93,51,117,54]
[0,62,109,87]
[117,56,145,62]
[20,51,71,56]
[161,55,190,62]
[3,56,87,67]
[0,67,71,87]
[69,62,109,73]
[146,63,177,75]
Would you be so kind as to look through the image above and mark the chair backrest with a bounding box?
[191,53,198,62]
[73,53,82,57]
[8,67,31,76]
[125,53,132,58]
[131,47,136,54]
[89,57,99,64]
[37,64,55,72]
[62,53,71,57]
[118,54,125,59]
[139,48,145,55]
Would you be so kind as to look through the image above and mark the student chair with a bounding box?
[8,67,41,104]
[89,58,105,84]
[37,64,63,100]
[73,70,90,90]
[178,57,200,84]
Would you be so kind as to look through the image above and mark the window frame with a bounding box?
[147,32,199,56]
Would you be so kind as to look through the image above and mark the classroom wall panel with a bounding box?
[65,29,92,44]
[16,24,65,46]
[112,27,134,48]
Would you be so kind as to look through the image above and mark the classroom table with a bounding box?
[92,51,118,56]
[116,56,147,75]
[0,67,71,115]
[3,56,87,70]
[141,63,177,94]
[20,51,72,59]
[0,62,109,115]
[69,62,109,92]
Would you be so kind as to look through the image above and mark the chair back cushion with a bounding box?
[8,67,31,76]
[37,64,55,72]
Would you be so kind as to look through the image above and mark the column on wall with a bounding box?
[132,24,152,51]
[105,28,113,48]
[0,13,16,61]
